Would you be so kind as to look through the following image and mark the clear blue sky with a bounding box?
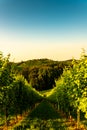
[0,0,87,61]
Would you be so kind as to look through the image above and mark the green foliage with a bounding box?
[0,52,43,127]
[62,56,87,115]
[29,66,57,90]
[1,50,87,129]
[47,50,87,129]
[57,50,87,129]
[12,58,72,91]
[47,79,71,118]
[12,74,43,116]
[12,75,29,115]
[0,52,15,125]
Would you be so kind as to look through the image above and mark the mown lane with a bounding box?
[13,100,68,130]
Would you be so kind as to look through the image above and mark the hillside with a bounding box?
[10,58,73,91]
[14,58,73,68]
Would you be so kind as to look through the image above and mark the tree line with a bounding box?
[12,58,72,91]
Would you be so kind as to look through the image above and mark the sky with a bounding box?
[0,0,87,62]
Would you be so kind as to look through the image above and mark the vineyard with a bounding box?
[0,51,87,129]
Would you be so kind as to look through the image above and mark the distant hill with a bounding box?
[11,58,74,91]
[13,58,73,68]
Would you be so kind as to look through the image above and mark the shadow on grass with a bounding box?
[29,100,62,120]
[14,100,68,130]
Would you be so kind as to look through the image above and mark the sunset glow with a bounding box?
[0,0,87,62]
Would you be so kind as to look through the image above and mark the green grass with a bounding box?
[40,89,52,97]
[13,99,68,130]
[29,100,60,120]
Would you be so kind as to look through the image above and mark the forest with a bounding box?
[0,51,87,130]
[11,58,72,91]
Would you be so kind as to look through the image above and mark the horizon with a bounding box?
[9,57,76,63]
[0,0,87,62]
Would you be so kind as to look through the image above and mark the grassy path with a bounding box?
[13,100,68,130]
[13,100,86,130]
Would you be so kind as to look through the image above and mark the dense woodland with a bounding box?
[11,58,73,91]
